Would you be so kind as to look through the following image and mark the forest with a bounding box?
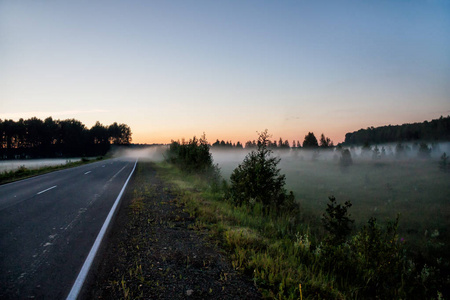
[0,117,132,159]
[344,115,450,145]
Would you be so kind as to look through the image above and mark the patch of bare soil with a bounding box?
[83,162,261,299]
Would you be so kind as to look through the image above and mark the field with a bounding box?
[212,149,450,256]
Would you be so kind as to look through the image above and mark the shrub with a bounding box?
[349,215,407,298]
[165,134,220,185]
[228,130,295,213]
[322,196,354,246]
[418,142,431,159]
[339,149,352,168]
[440,152,448,172]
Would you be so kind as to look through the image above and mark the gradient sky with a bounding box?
[1,1,449,145]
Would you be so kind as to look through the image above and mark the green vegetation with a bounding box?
[162,131,449,298]
[321,196,353,246]
[166,135,218,175]
[228,130,296,213]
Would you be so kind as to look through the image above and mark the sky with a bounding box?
[1,0,449,145]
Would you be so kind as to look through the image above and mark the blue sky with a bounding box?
[1,1,449,144]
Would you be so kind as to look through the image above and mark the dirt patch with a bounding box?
[83,162,261,299]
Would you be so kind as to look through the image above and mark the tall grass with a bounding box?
[157,160,449,298]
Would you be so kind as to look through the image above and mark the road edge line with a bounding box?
[66,159,138,300]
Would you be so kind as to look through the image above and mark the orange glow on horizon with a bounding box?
[132,128,347,146]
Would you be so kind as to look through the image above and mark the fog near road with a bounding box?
[0,158,82,172]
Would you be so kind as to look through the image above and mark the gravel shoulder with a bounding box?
[82,162,261,299]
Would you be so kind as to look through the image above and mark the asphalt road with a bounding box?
[0,158,136,299]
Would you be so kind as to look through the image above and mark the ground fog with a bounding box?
[211,146,450,256]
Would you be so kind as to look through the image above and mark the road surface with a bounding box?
[0,158,136,299]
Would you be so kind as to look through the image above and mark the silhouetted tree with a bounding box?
[60,119,88,156]
[24,117,44,150]
[322,196,354,246]
[108,122,131,145]
[90,121,109,145]
[42,117,59,155]
[340,149,353,168]
[0,117,132,158]
[245,140,257,149]
[417,142,431,159]
[380,146,386,158]
[395,143,405,159]
[229,130,295,213]
[440,152,448,172]
[372,145,380,160]
[361,142,371,159]
[303,132,318,148]
[319,133,333,148]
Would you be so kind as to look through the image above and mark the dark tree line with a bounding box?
[344,115,450,145]
[214,132,334,150]
[212,139,243,149]
[0,117,132,159]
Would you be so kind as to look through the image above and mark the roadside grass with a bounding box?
[155,161,346,299]
[102,161,262,299]
[108,162,155,299]
[0,156,104,185]
[219,155,450,272]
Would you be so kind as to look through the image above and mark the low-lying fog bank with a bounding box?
[111,145,168,162]
[0,158,82,172]
[211,141,450,179]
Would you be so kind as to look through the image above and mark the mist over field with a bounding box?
[211,141,450,178]
[211,143,450,252]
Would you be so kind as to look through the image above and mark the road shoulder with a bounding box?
[82,162,260,299]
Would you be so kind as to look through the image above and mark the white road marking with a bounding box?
[84,171,91,175]
[66,159,138,300]
[108,166,127,182]
[37,186,57,195]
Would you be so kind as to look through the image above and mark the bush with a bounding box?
[440,152,448,172]
[228,130,296,213]
[349,215,407,298]
[418,142,431,159]
[320,198,412,298]
[322,196,354,246]
[339,149,353,168]
[165,134,220,185]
